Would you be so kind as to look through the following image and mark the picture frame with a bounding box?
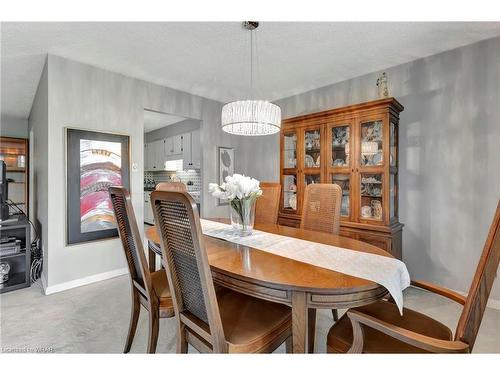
[66,128,130,245]
[217,146,234,206]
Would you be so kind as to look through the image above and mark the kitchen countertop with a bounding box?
[145,188,200,203]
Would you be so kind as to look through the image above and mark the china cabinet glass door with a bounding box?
[301,126,322,213]
[302,127,322,171]
[282,131,299,213]
[357,118,386,223]
[328,122,352,220]
[389,120,398,220]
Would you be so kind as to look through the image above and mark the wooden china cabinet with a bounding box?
[279,98,404,259]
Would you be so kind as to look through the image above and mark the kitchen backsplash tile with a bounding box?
[145,169,201,192]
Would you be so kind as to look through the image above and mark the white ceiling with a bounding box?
[2,22,500,119]
[143,110,187,132]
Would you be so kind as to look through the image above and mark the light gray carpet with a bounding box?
[1,275,499,353]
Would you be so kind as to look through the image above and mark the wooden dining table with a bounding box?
[145,220,391,353]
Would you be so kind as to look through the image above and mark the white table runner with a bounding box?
[200,219,410,313]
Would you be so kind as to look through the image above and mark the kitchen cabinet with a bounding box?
[190,130,201,169]
[144,143,149,170]
[279,98,404,259]
[147,139,165,171]
[165,135,183,157]
[144,129,201,171]
[181,130,201,169]
[181,132,191,168]
[144,191,154,224]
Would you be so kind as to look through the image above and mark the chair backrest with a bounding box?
[301,183,342,235]
[255,182,281,225]
[156,182,186,192]
[455,200,500,350]
[150,190,226,351]
[109,186,153,298]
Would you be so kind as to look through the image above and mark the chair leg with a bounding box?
[285,336,293,354]
[332,309,339,321]
[124,290,140,353]
[147,306,160,354]
[177,323,188,354]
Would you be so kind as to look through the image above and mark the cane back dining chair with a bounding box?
[301,183,343,322]
[327,200,500,353]
[156,182,186,192]
[150,190,292,353]
[109,187,174,353]
[255,182,281,225]
[301,183,342,235]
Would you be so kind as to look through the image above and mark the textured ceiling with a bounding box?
[143,110,186,132]
[2,22,500,119]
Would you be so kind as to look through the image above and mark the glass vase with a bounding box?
[229,198,256,236]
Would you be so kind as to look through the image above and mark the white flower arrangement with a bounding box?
[209,174,262,202]
[209,174,262,234]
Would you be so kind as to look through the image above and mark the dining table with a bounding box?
[145,219,392,353]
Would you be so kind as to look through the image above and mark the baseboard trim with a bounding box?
[486,297,500,311]
[40,271,48,292]
[44,267,129,295]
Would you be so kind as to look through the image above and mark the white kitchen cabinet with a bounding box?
[144,143,149,170]
[165,135,183,157]
[172,135,183,155]
[181,132,191,169]
[164,137,173,157]
[148,139,165,171]
[190,129,201,169]
[144,191,154,224]
[180,130,201,169]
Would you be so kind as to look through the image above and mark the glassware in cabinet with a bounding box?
[360,120,384,167]
[360,173,383,221]
[283,132,297,169]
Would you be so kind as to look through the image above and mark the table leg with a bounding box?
[291,290,311,353]
[148,241,156,273]
[308,308,317,353]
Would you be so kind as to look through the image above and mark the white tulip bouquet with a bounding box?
[209,174,262,235]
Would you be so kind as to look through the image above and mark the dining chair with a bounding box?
[301,183,342,322]
[255,182,281,225]
[150,190,293,353]
[327,200,500,353]
[301,183,342,235]
[156,182,186,192]
[109,187,175,353]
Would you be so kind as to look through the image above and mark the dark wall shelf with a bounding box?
[0,217,31,293]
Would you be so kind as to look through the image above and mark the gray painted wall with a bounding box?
[1,114,29,138]
[28,61,49,283]
[276,36,500,300]
[36,54,279,289]
[145,118,201,142]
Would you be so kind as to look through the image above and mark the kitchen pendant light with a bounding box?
[221,21,281,136]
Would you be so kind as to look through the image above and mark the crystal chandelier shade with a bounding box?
[221,100,281,136]
[221,22,281,136]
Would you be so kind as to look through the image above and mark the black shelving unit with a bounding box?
[0,216,31,293]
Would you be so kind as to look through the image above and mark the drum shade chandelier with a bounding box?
[221,22,281,136]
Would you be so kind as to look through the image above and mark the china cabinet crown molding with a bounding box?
[278,98,404,259]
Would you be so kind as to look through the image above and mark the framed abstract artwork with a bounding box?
[66,128,130,245]
[217,146,234,206]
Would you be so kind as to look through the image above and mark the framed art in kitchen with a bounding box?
[217,146,234,206]
[66,128,130,245]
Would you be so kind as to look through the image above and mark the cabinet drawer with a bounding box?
[357,233,391,253]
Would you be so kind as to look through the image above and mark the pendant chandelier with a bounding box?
[221,21,281,136]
